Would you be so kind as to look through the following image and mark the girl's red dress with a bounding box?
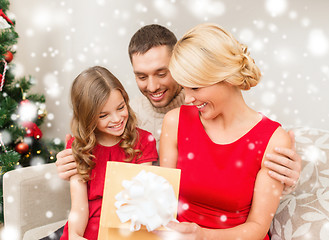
[60,128,158,240]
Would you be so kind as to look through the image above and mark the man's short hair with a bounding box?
[128,24,177,62]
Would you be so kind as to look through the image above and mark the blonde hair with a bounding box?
[70,66,140,181]
[169,23,261,90]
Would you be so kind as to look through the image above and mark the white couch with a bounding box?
[2,127,329,240]
[2,163,70,240]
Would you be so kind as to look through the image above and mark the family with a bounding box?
[46,23,302,240]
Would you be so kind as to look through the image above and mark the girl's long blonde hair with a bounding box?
[70,66,140,181]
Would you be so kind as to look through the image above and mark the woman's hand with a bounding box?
[154,221,205,240]
[69,232,87,240]
[264,130,301,194]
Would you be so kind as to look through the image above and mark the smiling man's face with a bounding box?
[132,45,181,108]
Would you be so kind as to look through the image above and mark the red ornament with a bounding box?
[20,99,30,105]
[3,51,13,63]
[15,142,29,154]
[21,121,43,139]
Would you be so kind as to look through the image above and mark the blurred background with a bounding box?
[9,0,329,140]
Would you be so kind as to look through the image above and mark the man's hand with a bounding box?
[264,130,302,194]
[55,134,77,181]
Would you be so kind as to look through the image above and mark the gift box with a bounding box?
[98,161,181,239]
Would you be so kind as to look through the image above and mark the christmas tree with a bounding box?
[0,0,64,222]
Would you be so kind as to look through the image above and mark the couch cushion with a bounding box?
[270,127,329,240]
[3,163,70,239]
[23,220,66,240]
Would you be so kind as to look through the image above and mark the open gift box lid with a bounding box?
[98,161,181,239]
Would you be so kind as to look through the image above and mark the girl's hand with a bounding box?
[153,221,205,240]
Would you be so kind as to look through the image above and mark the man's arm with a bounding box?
[55,134,78,180]
[264,130,302,194]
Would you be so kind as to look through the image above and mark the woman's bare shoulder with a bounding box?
[268,126,292,150]
[163,107,180,127]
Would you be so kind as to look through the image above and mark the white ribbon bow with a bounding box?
[0,16,11,29]
[115,170,177,232]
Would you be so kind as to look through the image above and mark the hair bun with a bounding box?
[238,46,261,90]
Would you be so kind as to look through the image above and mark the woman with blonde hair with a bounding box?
[60,66,158,240]
[160,23,291,239]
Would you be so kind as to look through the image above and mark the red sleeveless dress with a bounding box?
[60,128,158,240]
[177,105,280,240]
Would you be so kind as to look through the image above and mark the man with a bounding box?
[57,24,300,189]
[50,24,301,240]
[128,24,184,147]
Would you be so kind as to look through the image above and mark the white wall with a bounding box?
[10,0,329,140]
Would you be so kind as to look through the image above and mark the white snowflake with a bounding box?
[307,29,329,56]
[0,225,20,240]
[265,0,288,17]
[18,101,38,122]
[261,91,277,106]
[186,0,225,19]
[239,28,254,43]
[30,156,45,166]
[153,0,177,18]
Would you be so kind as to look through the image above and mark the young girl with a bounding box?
[60,66,158,240]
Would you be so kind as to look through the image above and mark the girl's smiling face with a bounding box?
[96,89,129,145]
